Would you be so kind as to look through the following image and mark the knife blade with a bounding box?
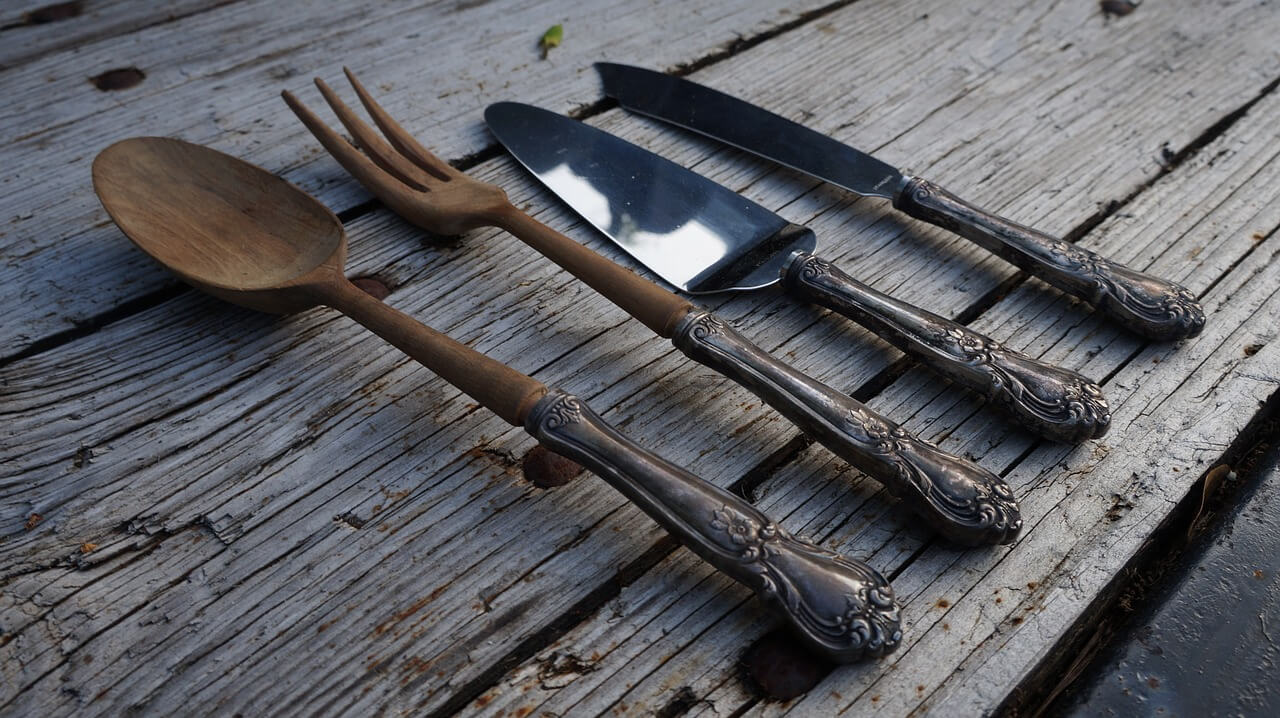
[486,102,1110,443]
[595,62,1205,342]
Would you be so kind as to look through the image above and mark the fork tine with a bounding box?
[343,67,457,181]
[312,78,437,191]
[282,89,418,203]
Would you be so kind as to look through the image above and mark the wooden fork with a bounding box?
[281,69,1023,548]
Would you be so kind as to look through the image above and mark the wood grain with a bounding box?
[2,0,1279,715]
[0,0,231,70]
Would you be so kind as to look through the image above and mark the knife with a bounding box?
[595,62,1205,342]
[485,102,1109,445]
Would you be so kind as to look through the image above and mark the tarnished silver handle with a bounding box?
[525,389,901,662]
[673,309,1021,546]
[783,252,1110,444]
[895,177,1205,341]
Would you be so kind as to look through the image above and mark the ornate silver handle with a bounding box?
[672,309,1021,546]
[525,389,901,662]
[894,177,1205,341]
[782,252,1110,444]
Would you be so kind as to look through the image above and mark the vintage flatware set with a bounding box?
[91,65,1204,664]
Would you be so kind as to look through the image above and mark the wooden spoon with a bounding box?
[91,137,902,663]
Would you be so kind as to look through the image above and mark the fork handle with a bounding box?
[894,177,1205,341]
[526,389,902,662]
[782,252,1110,443]
[672,309,1020,545]
[493,207,695,336]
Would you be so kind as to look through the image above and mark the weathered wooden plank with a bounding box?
[0,0,232,70]
[472,86,1280,716]
[0,211,876,715]
[0,0,839,353]
[2,0,1278,715]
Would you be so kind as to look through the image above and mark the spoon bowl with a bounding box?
[92,137,345,313]
[92,135,544,424]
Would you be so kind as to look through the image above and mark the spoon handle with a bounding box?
[782,251,1111,443]
[324,279,900,662]
[526,388,901,662]
[323,279,548,425]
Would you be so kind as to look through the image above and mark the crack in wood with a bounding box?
[421,535,680,718]
[0,0,247,71]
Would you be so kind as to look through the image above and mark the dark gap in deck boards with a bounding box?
[889,540,936,582]
[725,696,763,718]
[1089,219,1276,390]
[664,0,867,79]
[730,353,916,503]
[1061,72,1280,248]
[999,386,1280,717]
[0,282,188,368]
[0,0,247,70]
[1052,413,1280,716]
[1197,221,1280,302]
[733,434,814,503]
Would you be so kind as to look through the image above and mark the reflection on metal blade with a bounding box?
[485,102,815,294]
